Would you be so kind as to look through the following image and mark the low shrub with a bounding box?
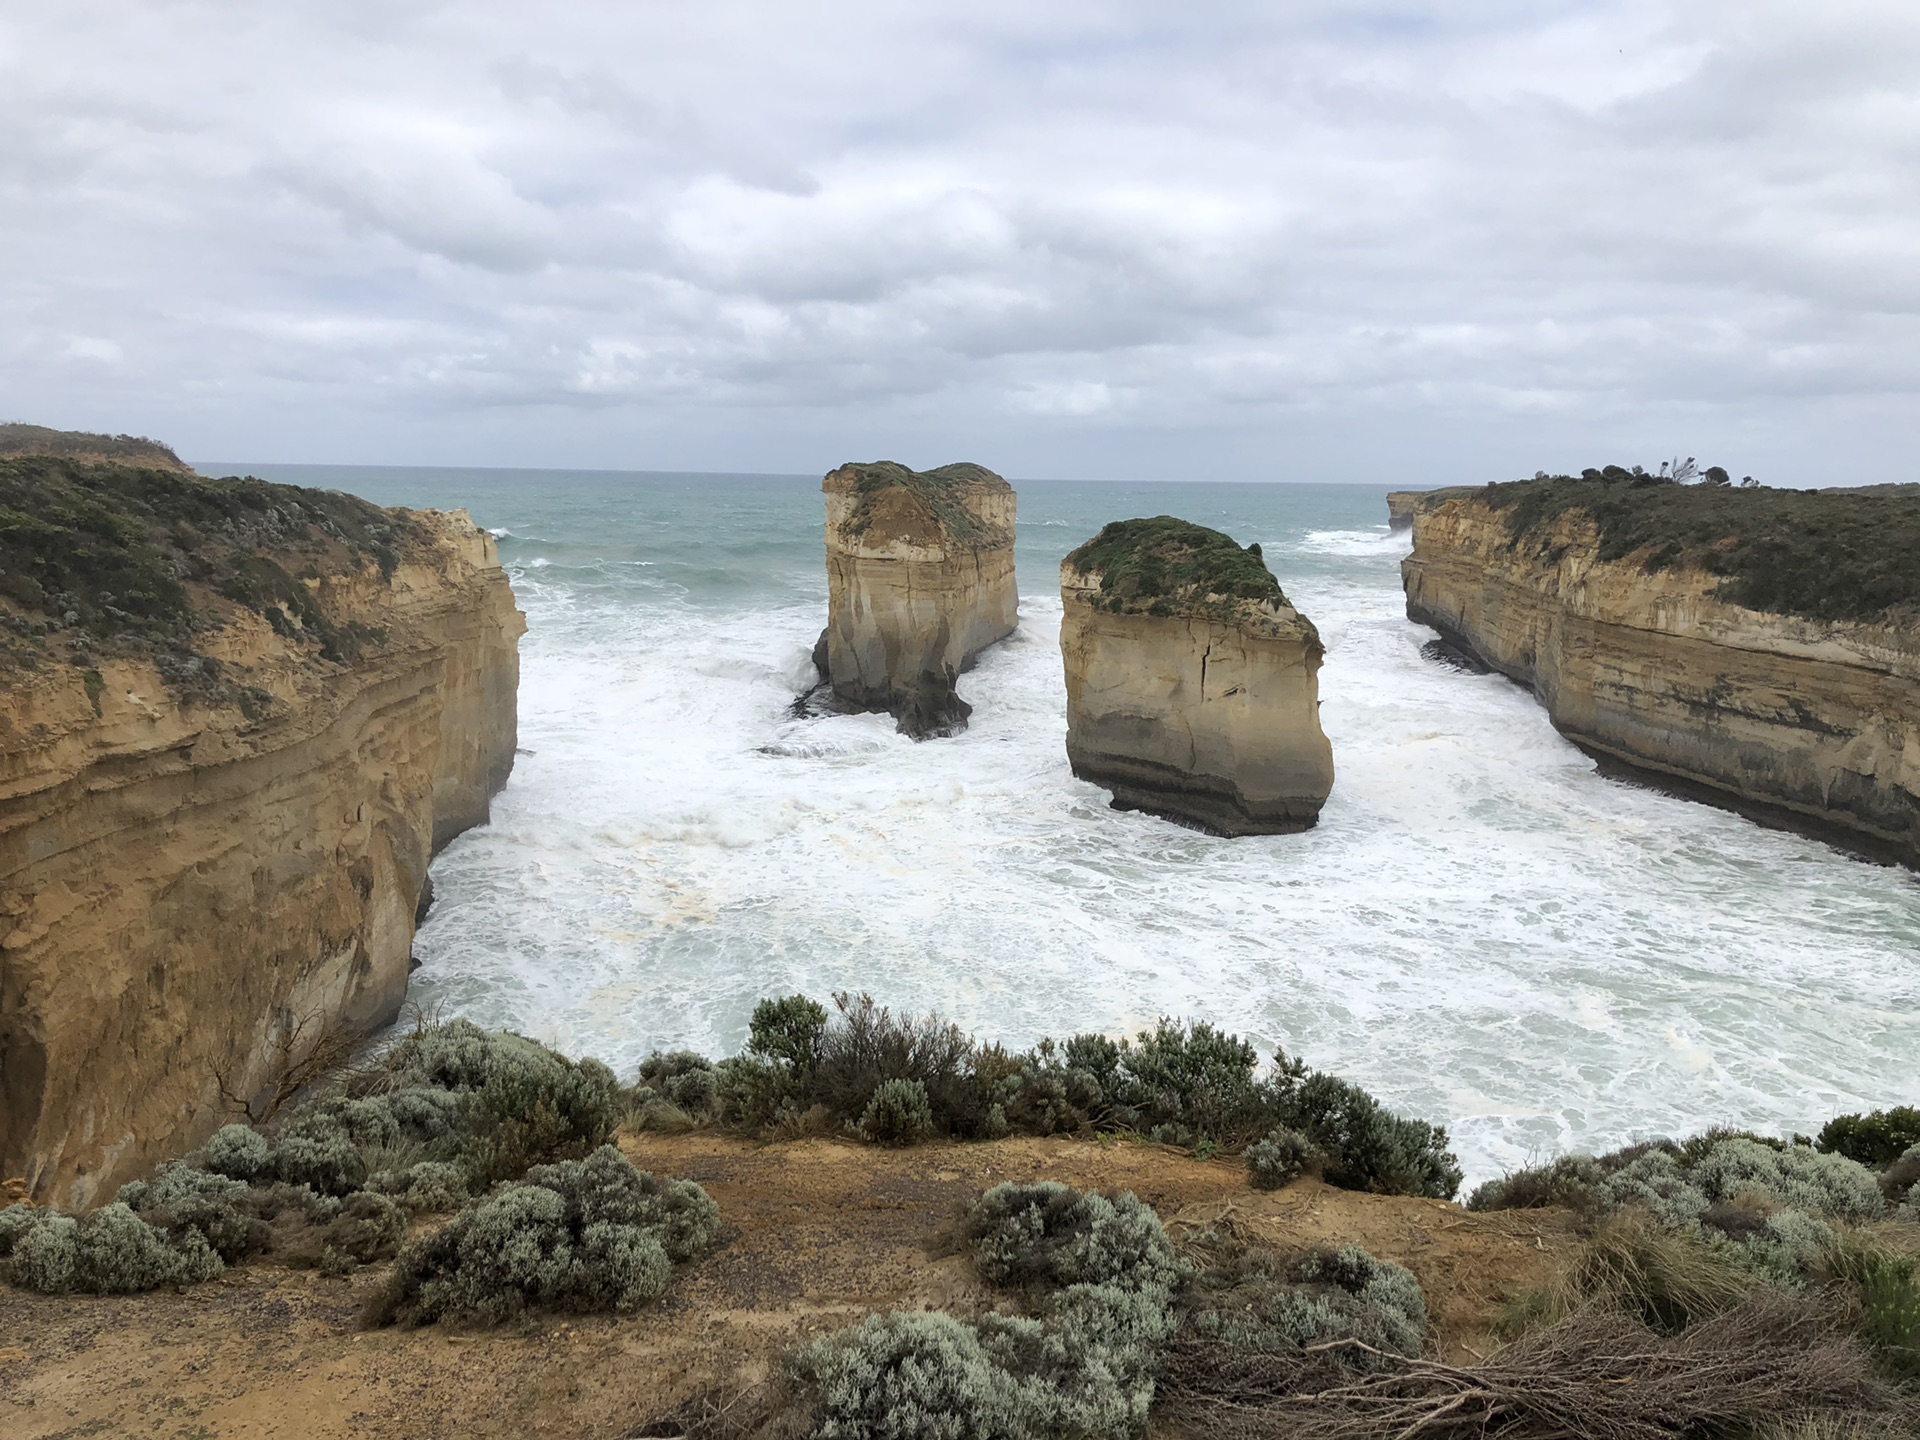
[202,1123,274,1181]
[1267,1059,1462,1200]
[1879,1145,1920,1209]
[2,1201,224,1294]
[969,1182,1183,1297]
[1246,1127,1319,1191]
[794,1182,1182,1440]
[1177,1233,1427,1370]
[369,1160,469,1214]
[857,1079,934,1147]
[323,1192,407,1266]
[367,1145,716,1326]
[795,1311,1028,1440]
[1817,1108,1920,1169]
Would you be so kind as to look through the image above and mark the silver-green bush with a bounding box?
[368,1144,714,1326]
[202,1123,274,1181]
[858,1078,935,1147]
[1246,1126,1319,1191]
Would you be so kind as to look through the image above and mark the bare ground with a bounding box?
[0,1133,1578,1439]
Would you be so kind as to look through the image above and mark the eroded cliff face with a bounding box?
[1387,487,1474,532]
[0,510,522,1207]
[819,461,1017,738]
[1060,537,1334,836]
[1403,495,1920,865]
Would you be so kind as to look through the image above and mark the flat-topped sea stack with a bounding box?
[1403,473,1920,865]
[0,444,523,1206]
[818,460,1017,738]
[1060,517,1334,835]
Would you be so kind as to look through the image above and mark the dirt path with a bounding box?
[0,1134,1576,1439]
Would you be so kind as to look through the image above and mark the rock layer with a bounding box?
[1387,487,1474,532]
[1403,491,1920,866]
[1060,518,1334,835]
[818,461,1017,738]
[0,479,522,1206]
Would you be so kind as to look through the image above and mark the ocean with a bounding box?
[219,464,1920,1184]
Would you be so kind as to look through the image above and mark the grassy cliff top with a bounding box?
[829,460,1012,547]
[0,454,422,687]
[1476,474,1920,624]
[1064,516,1291,616]
[0,423,189,471]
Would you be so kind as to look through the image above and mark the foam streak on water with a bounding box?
[233,467,1920,1182]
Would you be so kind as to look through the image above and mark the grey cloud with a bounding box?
[0,0,1915,481]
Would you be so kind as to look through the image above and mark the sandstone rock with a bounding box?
[1060,517,1334,835]
[1403,487,1920,866]
[0,461,522,1206]
[817,461,1017,738]
[1386,487,1474,532]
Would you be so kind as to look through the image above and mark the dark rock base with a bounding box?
[1068,751,1322,837]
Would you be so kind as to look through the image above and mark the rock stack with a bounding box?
[1059,516,1334,835]
[817,461,1018,738]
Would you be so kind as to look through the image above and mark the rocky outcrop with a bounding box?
[0,457,523,1206]
[1060,518,1334,835]
[817,461,1017,738]
[1387,487,1474,531]
[1403,488,1920,866]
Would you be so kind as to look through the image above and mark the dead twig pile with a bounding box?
[1156,1292,1911,1440]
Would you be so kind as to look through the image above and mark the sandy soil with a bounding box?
[0,1133,1578,1439]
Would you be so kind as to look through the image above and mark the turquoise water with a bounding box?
[222,464,1920,1181]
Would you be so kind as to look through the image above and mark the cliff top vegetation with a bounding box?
[0,453,422,688]
[1478,472,1920,624]
[1064,515,1292,618]
[0,423,189,471]
[827,459,1012,547]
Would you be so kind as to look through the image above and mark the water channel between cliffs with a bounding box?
[221,465,1920,1183]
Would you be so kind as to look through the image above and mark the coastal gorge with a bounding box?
[1401,474,1920,867]
[815,460,1017,738]
[0,437,523,1207]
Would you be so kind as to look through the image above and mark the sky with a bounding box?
[2,1,1917,484]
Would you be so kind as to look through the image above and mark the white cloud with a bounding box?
[0,0,1915,481]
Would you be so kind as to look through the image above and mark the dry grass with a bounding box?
[1495,1212,1759,1338]
[1156,1291,1911,1440]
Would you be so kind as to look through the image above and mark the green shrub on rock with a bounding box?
[368,1144,716,1326]
[858,1079,935,1147]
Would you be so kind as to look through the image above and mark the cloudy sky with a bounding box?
[3,2,1916,483]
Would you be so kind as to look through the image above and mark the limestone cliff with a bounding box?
[1060,517,1334,835]
[818,461,1017,738]
[1387,487,1474,532]
[0,455,523,1206]
[1403,482,1920,866]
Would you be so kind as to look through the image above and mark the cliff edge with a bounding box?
[818,461,1017,738]
[1387,487,1475,532]
[1402,476,1920,865]
[0,452,523,1206]
[1060,517,1334,835]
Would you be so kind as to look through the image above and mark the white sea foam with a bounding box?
[409,482,1920,1186]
